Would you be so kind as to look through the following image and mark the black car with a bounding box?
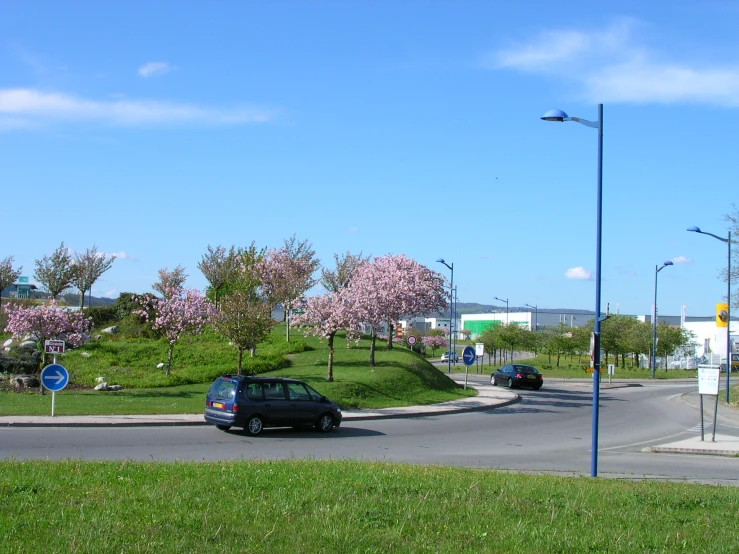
[491,364,543,390]
[204,375,342,435]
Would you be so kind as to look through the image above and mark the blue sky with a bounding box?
[2,1,737,317]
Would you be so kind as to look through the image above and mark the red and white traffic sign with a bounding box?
[44,340,65,355]
[407,335,417,346]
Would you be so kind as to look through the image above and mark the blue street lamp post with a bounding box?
[652,261,674,379]
[542,104,603,478]
[437,259,453,373]
[687,227,732,403]
[494,297,509,323]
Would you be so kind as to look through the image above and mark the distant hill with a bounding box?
[0,287,116,307]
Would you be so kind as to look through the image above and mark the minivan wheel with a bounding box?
[316,414,334,432]
[508,378,515,389]
[215,424,231,431]
[245,416,264,436]
[491,375,497,386]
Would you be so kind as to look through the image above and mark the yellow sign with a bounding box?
[716,303,729,328]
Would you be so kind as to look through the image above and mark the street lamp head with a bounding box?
[436,258,445,263]
[663,261,674,267]
[541,109,568,122]
[687,226,701,233]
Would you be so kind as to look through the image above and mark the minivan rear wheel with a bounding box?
[245,415,264,436]
[316,414,334,432]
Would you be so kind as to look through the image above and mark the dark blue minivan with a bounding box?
[204,375,342,435]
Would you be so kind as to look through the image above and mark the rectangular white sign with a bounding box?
[698,366,720,396]
[475,343,484,356]
[44,340,65,355]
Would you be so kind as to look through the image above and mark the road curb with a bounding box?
[343,393,521,421]
[642,446,739,458]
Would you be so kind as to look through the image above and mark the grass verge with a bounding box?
[2,459,738,553]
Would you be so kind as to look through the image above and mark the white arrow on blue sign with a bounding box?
[462,346,476,366]
[41,364,69,392]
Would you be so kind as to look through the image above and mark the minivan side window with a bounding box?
[287,382,311,401]
[245,382,263,401]
[263,382,285,400]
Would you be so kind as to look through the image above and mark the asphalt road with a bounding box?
[3,380,738,484]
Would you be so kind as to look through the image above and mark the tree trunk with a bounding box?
[387,322,393,350]
[237,348,243,374]
[327,332,335,382]
[250,346,256,358]
[285,303,290,342]
[79,290,84,310]
[166,344,174,376]
[370,331,376,367]
[556,351,561,367]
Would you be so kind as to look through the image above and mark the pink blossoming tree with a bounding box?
[348,254,448,366]
[422,335,448,357]
[258,236,320,342]
[134,285,214,376]
[293,290,362,381]
[4,300,92,366]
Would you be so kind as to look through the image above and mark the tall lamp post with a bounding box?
[494,296,509,323]
[652,261,674,379]
[687,226,732,402]
[437,258,453,373]
[524,303,538,332]
[542,104,603,478]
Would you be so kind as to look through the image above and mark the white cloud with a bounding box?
[670,255,693,264]
[138,62,177,78]
[565,266,593,280]
[486,19,739,107]
[0,88,274,129]
[106,251,136,261]
[103,290,118,298]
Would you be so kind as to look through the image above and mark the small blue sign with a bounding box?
[41,364,69,392]
[462,346,476,366]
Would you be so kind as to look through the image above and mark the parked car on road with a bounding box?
[204,375,342,435]
[491,364,543,390]
[440,350,459,363]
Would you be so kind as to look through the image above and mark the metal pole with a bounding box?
[727,231,731,403]
[712,393,719,442]
[448,265,453,373]
[453,286,458,365]
[591,103,604,478]
[652,265,658,379]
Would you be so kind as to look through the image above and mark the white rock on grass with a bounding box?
[95,376,106,383]
[156,363,165,369]
[94,383,108,391]
[2,339,13,348]
[81,352,91,358]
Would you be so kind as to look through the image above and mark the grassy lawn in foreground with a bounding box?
[2,459,738,553]
[0,327,475,415]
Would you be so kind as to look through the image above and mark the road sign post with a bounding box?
[407,335,417,352]
[462,346,476,390]
[41,363,69,417]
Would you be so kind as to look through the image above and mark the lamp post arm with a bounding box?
[700,231,730,244]
[570,117,599,129]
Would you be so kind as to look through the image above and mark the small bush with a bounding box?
[86,306,119,328]
[0,344,43,374]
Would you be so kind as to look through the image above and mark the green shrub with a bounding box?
[86,306,119,328]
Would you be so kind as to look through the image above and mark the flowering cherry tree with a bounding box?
[348,254,448,366]
[258,237,320,342]
[293,290,361,381]
[134,286,214,375]
[422,335,448,357]
[4,300,92,366]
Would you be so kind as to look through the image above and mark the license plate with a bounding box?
[213,402,224,409]
[527,375,536,379]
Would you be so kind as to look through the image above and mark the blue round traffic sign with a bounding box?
[462,346,476,366]
[41,364,69,392]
